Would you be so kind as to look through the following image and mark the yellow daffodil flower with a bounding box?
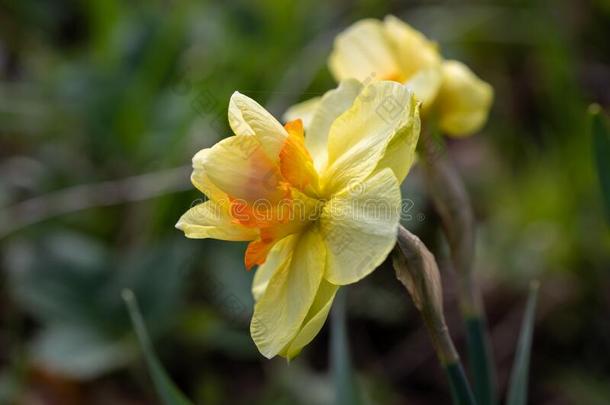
[289,15,493,137]
[176,79,420,359]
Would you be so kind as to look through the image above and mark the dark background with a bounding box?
[1,0,609,404]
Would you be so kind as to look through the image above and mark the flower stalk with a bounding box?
[419,129,496,405]
[330,289,362,405]
[393,225,476,405]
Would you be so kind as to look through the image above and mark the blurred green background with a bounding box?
[1,0,609,404]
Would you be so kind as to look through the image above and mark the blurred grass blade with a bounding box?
[589,104,610,225]
[506,281,540,405]
[122,289,193,405]
[331,288,362,405]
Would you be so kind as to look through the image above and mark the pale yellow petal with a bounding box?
[373,94,420,184]
[382,15,441,78]
[436,60,494,137]
[175,200,257,241]
[321,168,401,285]
[279,280,339,359]
[200,135,283,202]
[321,81,419,195]
[191,148,228,202]
[251,234,298,301]
[283,97,321,130]
[303,79,363,171]
[250,228,326,358]
[228,91,287,159]
[405,67,442,109]
[329,19,403,82]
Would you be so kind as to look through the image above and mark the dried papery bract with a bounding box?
[393,225,476,405]
[393,225,454,364]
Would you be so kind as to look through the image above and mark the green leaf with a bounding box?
[506,281,540,405]
[589,104,610,225]
[330,288,362,405]
[6,234,190,379]
[123,289,193,405]
[31,324,134,379]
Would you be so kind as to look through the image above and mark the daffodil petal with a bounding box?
[251,234,298,300]
[191,148,229,202]
[200,135,283,202]
[280,119,319,193]
[228,91,287,159]
[305,79,363,171]
[175,200,257,241]
[279,280,339,359]
[322,81,418,194]
[373,94,420,183]
[405,67,442,109]
[436,60,494,137]
[250,228,326,358]
[321,168,401,285]
[283,97,321,129]
[382,15,441,78]
[329,19,403,82]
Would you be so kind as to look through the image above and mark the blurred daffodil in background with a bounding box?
[288,15,493,137]
[177,80,420,359]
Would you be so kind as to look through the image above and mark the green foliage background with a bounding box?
[0,0,609,403]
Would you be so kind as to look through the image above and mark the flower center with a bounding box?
[227,119,323,270]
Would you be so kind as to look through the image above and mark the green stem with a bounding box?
[393,226,477,405]
[420,309,476,405]
[445,362,478,405]
[466,316,496,405]
[420,130,497,405]
[331,289,362,405]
